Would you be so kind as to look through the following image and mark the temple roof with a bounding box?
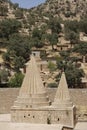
[13,55,49,108]
[52,72,73,107]
[20,55,46,95]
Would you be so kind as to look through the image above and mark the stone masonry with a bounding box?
[11,55,76,129]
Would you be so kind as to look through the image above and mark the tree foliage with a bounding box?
[14,9,24,19]
[64,20,79,33]
[65,31,79,44]
[0,4,8,16]
[65,65,84,88]
[0,19,21,39]
[56,60,84,88]
[73,41,87,56]
[48,61,56,72]
[32,28,45,48]
[3,34,31,71]
[9,72,24,87]
[79,19,87,34]
[48,17,62,34]
[0,69,9,83]
[47,33,58,50]
[56,50,84,88]
[64,20,79,44]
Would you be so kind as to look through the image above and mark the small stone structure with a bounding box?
[32,51,40,59]
[11,55,76,129]
[57,44,69,51]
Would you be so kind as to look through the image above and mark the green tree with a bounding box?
[56,61,84,88]
[14,9,24,19]
[13,3,19,9]
[64,20,79,45]
[73,42,87,56]
[32,37,44,48]
[27,14,35,25]
[47,33,58,50]
[48,61,57,72]
[3,34,31,71]
[9,34,31,59]
[79,19,87,34]
[0,19,21,39]
[65,65,84,88]
[56,59,67,71]
[32,28,42,40]
[56,50,84,88]
[0,4,8,16]
[0,69,9,83]
[3,52,10,63]
[32,28,45,48]
[9,72,24,87]
[65,31,79,46]
[13,56,25,72]
[73,41,87,62]
[64,20,79,33]
[48,17,62,34]
[59,50,70,61]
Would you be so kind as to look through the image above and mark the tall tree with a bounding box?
[47,33,58,50]
[3,34,31,71]
[79,19,87,34]
[73,42,87,56]
[0,69,9,84]
[48,17,62,34]
[73,41,87,62]
[65,31,79,46]
[56,60,84,88]
[0,19,21,39]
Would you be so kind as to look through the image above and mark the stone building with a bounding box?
[57,44,69,51]
[11,55,76,129]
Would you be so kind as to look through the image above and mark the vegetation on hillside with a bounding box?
[8,72,24,87]
[0,0,87,88]
[3,34,31,71]
[56,52,84,88]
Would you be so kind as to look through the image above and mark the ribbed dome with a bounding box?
[13,55,49,108]
[52,72,73,107]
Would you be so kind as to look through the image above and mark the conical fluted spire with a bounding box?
[20,55,46,95]
[52,72,72,107]
[13,55,49,108]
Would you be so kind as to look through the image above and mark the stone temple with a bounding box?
[11,55,76,129]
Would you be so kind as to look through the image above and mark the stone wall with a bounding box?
[0,88,19,114]
[11,107,75,127]
[0,88,87,122]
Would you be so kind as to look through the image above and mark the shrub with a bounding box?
[48,82,57,88]
[9,72,24,87]
[48,61,56,72]
[0,69,9,84]
[40,50,46,59]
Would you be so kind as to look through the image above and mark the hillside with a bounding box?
[1,0,87,36]
[0,0,87,124]
[0,0,87,88]
[26,0,87,29]
[1,0,87,42]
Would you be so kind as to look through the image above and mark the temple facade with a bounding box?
[11,55,76,128]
